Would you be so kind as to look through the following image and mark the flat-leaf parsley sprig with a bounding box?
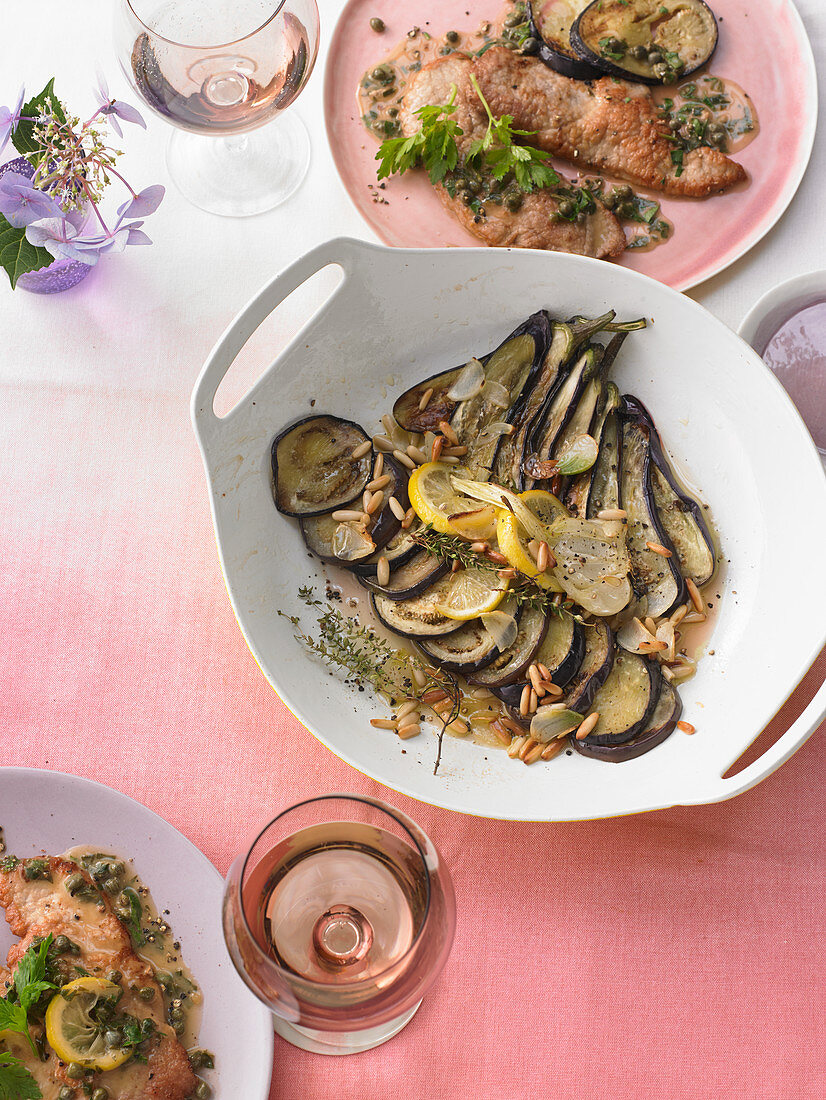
[466,75,560,193]
[376,84,463,184]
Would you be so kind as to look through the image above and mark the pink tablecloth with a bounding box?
[2,253,825,1100]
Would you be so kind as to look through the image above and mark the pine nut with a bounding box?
[451,560,463,573]
[407,445,428,465]
[486,550,508,565]
[422,688,449,704]
[542,681,563,698]
[362,490,372,513]
[351,439,372,460]
[372,434,394,452]
[528,664,544,695]
[537,662,551,680]
[518,736,538,761]
[396,699,419,721]
[448,718,469,735]
[331,509,364,522]
[523,740,544,764]
[397,722,421,740]
[519,684,531,716]
[541,740,564,761]
[431,435,444,463]
[528,688,538,713]
[388,496,406,521]
[440,455,460,464]
[497,568,517,580]
[527,539,540,562]
[370,718,397,730]
[645,616,657,636]
[597,508,627,520]
[677,720,696,734]
[443,445,468,456]
[683,610,707,624]
[575,712,599,740]
[401,507,416,529]
[418,387,434,411]
[470,541,489,553]
[392,449,416,470]
[686,576,704,613]
[670,603,689,626]
[500,716,528,738]
[507,734,528,758]
[491,720,513,746]
[373,452,384,479]
[367,474,392,491]
[412,666,428,689]
[661,665,675,682]
[646,540,672,557]
[376,555,390,586]
[438,420,459,446]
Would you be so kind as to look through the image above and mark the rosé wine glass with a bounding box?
[115,0,319,216]
[223,794,456,1054]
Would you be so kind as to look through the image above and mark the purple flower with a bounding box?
[94,74,146,138]
[0,86,25,155]
[116,184,165,221]
[0,172,63,228]
[25,219,98,266]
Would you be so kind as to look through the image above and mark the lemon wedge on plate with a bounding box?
[408,463,498,538]
[431,567,508,620]
[496,489,567,591]
[45,977,132,1071]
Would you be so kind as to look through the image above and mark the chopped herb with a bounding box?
[466,76,560,192]
[670,148,684,176]
[0,936,56,1056]
[0,1053,42,1100]
[376,85,463,184]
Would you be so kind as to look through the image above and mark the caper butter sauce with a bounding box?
[357,2,673,250]
[62,846,215,1100]
[656,74,758,157]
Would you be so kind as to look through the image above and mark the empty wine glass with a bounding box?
[223,794,456,1054]
[115,0,320,216]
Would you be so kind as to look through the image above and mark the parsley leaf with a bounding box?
[375,84,463,184]
[0,936,56,1056]
[0,999,28,1037]
[0,1054,42,1100]
[467,76,560,193]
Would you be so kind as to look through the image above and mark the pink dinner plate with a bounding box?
[324,0,817,291]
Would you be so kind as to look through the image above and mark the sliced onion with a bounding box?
[479,421,514,442]
[448,505,499,541]
[617,616,657,654]
[481,610,519,652]
[655,619,676,662]
[332,523,375,561]
[530,704,584,744]
[447,358,485,401]
[483,379,511,408]
[451,476,547,543]
[554,433,599,476]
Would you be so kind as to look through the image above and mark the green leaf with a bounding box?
[0,998,28,1036]
[0,216,53,290]
[12,78,67,159]
[14,936,53,1010]
[0,1054,42,1100]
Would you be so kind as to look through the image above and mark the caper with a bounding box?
[53,934,70,953]
[194,1083,211,1100]
[140,1017,155,1036]
[91,861,111,882]
[189,1050,215,1071]
[64,872,85,895]
[170,1006,185,1022]
[58,1089,74,1100]
[387,107,398,117]
[369,17,385,32]
[558,199,575,217]
[66,1063,85,1080]
[106,969,122,984]
[445,30,460,44]
[630,44,648,60]
[103,877,120,895]
[648,50,663,64]
[370,64,394,85]
[138,986,156,1001]
[91,1089,109,1100]
[613,183,632,200]
[505,194,523,213]
[652,62,669,80]
[602,190,616,209]
[504,10,524,26]
[521,36,540,53]
[104,1028,122,1048]
[23,858,51,882]
[618,200,636,219]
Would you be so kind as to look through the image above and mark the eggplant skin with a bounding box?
[528,1,604,81]
[564,620,614,714]
[570,0,718,85]
[416,618,504,676]
[360,551,449,602]
[574,677,681,760]
[467,604,549,688]
[271,414,372,517]
[580,651,661,745]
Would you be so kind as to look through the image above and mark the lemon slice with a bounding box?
[407,462,493,537]
[496,489,567,592]
[45,977,132,1071]
[431,567,508,620]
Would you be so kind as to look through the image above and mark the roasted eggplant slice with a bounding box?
[574,678,681,760]
[567,383,623,516]
[392,362,467,434]
[576,648,660,745]
[300,512,366,566]
[625,400,717,587]
[351,525,420,578]
[371,591,462,638]
[494,609,586,714]
[584,387,624,518]
[524,346,598,489]
[272,415,372,517]
[416,600,520,675]
[467,603,549,687]
[360,550,449,601]
[619,405,684,617]
[563,619,614,712]
[570,0,718,85]
[528,0,604,79]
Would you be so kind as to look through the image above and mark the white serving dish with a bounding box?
[0,768,273,1097]
[192,239,826,821]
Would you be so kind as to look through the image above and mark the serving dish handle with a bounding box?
[687,675,826,806]
[191,237,368,453]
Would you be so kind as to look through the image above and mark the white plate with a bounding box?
[191,238,826,822]
[0,768,273,1097]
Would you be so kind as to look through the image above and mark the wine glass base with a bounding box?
[273,999,422,1055]
[165,112,311,217]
